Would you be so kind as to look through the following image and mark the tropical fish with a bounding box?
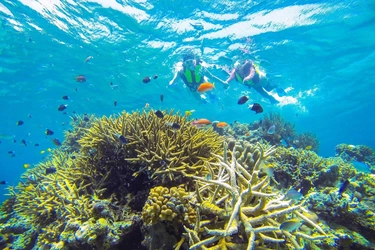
[45,129,54,136]
[338,180,350,196]
[237,96,249,105]
[58,104,68,111]
[216,122,228,128]
[75,75,86,82]
[191,119,212,126]
[245,131,251,137]
[116,134,127,144]
[185,110,195,116]
[16,120,24,126]
[0,133,15,140]
[62,95,69,100]
[114,100,117,107]
[40,150,45,154]
[249,103,263,114]
[154,74,158,79]
[299,179,312,196]
[284,189,303,201]
[45,167,56,174]
[160,94,164,102]
[155,110,164,118]
[197,82,215,93]
[166,122,181,130]
[23,163,30,169]
[144,103,150,109]
[142,76,151,84]
[280,219,302,232]
[305,145,312,150]
[52,139,62,146]
[34,143,40,146]
[262,165,274,177]
[21,139,27,146]
[352,160,371,173]
[84,56,93,63]
[25,185,34,191]
[0,181,6,185]
[267,125,276,135]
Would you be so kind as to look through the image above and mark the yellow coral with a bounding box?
[142,185,193,225]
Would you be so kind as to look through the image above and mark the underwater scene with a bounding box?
[1,0,375,249]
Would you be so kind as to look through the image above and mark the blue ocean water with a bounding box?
[0,0,374,203]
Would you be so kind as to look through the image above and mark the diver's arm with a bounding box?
[225,69,236,84]
[205,68,227,85]
[168,71,180,86]
[243,66,255,82]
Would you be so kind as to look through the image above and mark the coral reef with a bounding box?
[224,113,319,152]
[184,142,329,250]
[335,143,375,165]
[0,109,223,250]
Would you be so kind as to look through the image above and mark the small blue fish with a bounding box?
[267,125,276,135]
[280,219,302,232]
[338,180,350,196]
[352,161,371,173]
[116,134,127,144]
[284,189,303,201]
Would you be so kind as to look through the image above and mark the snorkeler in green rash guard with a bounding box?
[225,60,285,104]
[168,54,227,102]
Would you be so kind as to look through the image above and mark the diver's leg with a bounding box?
[262,78,286,96]
[254,86,279,104]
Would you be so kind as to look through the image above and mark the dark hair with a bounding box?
[183,54,195,62]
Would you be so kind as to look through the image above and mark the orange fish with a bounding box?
[197,82,215,93]
[191,119,212,126]
[216,122,228,128]
[245,131,251,136]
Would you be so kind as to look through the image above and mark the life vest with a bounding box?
[235,63,260,86]
[181,64,202,91]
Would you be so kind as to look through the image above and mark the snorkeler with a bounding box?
[168,53,227,103]
[225,60,285,104]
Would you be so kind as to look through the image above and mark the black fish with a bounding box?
[160,94,164,102]
[46,129,54,136]
[171,123,180,130]
[0,181,6,185]
[155,110,164,118]
[114,100,117,107]
[142,76,151,84]
[21,139,27,146]
[338,180,350,196]
[45,167,56,174]
[299,179,312,196]
[58,104,67,111]
[154,74,158,80]
[8,151,15,154]
[13,140,17,143]
[34,143,40,147]
[116,134,127,144]
[62,95,69,100]
[250,103,263,114]
[52,138,62,146]
[110,82,113,86]
[237,96,249,105]
[16,120,24,126]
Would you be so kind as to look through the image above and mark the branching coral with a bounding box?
[184,142,328,250]
[78,109,223,188]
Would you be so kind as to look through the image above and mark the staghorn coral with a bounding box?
[184,142,329,250]
[77,109,223,196]
[63,114,96,153]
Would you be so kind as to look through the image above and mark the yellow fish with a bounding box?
[305,145,312,150]
[280,219,302,232]
[23,163,30,169]
[47,148,52,152]
[25,185,34,191]
[40,150,45,154]
[185,109,196,116]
